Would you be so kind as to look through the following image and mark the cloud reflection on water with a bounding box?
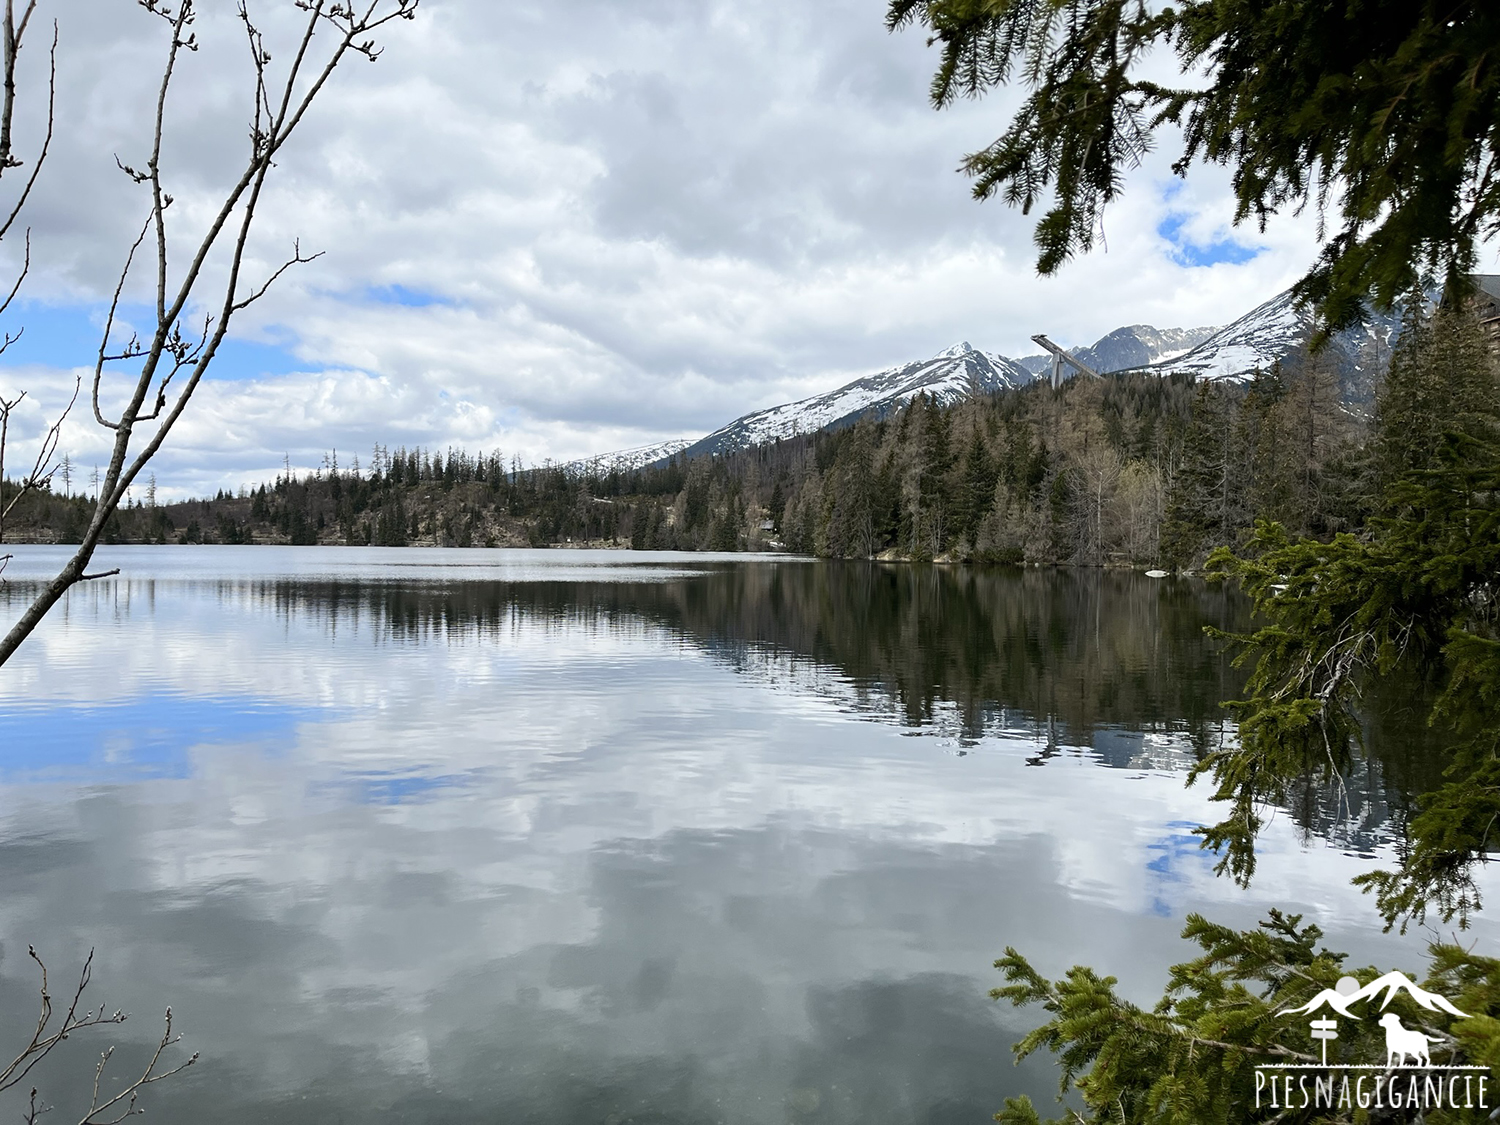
[0,548,1489,1124]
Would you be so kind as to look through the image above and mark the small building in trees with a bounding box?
[1468,274,1500,353]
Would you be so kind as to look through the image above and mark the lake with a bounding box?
[0,546,1489,1124]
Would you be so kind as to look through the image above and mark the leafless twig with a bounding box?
[0,947,196,1122]
[0,4,67,568]
[0,0,419,664]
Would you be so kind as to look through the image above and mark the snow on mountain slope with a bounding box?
[563,438,692,475]
[1144,287,1404,401]
[1017,324,1219,375]
[1143,290,1308,380]
[565,285,1416,475]
[1078,324,1219,371]
[677,342,1035,459]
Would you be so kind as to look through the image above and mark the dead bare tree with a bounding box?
[1,946,196,1124]
[0,0,420,667]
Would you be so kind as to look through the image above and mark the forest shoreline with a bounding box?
[4,346,1427,572]
[1,530,1191,573]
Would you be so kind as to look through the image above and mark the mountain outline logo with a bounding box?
[1254,969,1488,1113]
[1281,971,1470,1022]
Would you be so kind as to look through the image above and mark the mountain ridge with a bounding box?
[574,284,1408,474]
[674,342,1034,461]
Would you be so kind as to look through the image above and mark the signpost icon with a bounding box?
[1311,1017,1338,1065]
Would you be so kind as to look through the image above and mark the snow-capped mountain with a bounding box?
[1018,324,1220,376]
[1142,291,1307,381]
[1143,288,1406,405]
[568,284,1416,474]
[1081,324,1220,371]
[675,342,1035,460]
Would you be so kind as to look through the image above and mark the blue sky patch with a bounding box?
[1144,821,1212,917]
[1156,213,1262,268]
[1,301,314,382]
[329,770,475,806]
[365,284,450,308]
[0,694,321,783]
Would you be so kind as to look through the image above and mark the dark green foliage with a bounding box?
[1199,309,1500,930]
[994,911,1500,1125]
[954,427,997,547]
[1161,383,1239,567]
[822,423,879,558]
[1375,305,1499,503]
[1236,363,1296,529]
[887,0,1500,331]
[373,494,409,547]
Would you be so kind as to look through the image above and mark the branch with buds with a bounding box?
[0,0,58,581]
[0,0,420,664]
[0,947,196,1124]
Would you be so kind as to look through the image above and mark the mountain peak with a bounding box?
[936,341,973,359]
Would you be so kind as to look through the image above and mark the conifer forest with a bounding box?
[8,304,1491,573]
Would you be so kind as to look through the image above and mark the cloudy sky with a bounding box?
[0,0,1387,496]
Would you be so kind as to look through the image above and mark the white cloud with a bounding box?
[0,0,1339,495]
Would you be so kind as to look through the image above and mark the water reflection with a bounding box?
[0,548,1487,1124]
[5,560,1249,740]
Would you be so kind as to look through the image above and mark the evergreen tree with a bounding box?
[953,426,996,550]
[1161,383,1239,567]
[374,495,409,547]
[1237,363,1295,526]
[992,911,1500,1125]
[1201,308,1499,928]
[916,394,954,555]
[1375,304,1498,503]
[822,423,878,558]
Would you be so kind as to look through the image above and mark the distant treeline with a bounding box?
[3,304,1493,568]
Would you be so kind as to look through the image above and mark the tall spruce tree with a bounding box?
[1236,363,1296,527]
[954,426,996,551]
[1161,383,1239,567]
[917,394,955,556]
[822,423,878,558]
[1199,307,1500,926]
[1375,303,1498,503]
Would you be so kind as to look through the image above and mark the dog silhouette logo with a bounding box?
[1376,1013,1432,1068]
[1279,971,1468,1069]
[1256,970,1486,1111]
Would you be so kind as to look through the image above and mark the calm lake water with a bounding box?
[0,546,1492,1124]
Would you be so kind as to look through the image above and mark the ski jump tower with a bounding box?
[1030,334,1101,388]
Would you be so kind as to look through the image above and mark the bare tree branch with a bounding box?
[77,1006,198,1125]
[231,238,323,313]
[0,225,29,324]
[0,7,53,246]
[0,7,65,561]
[0,948,195,1123]
[0,0,419,666]
[93,215,154,431]
[0,949,130,1096]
